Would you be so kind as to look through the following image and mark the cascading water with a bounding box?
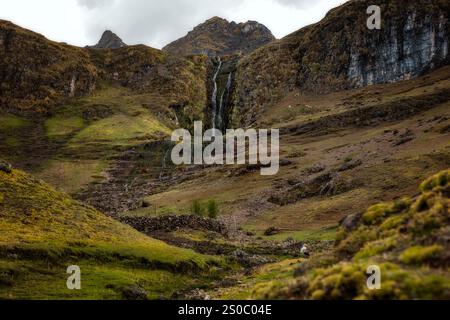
[211,57,222,129]
[217,72,232,129]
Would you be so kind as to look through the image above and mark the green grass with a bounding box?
[0,115,30,130]
[36,159,107,194]
[45,116,85,139]
[0,169,223,299]
[247,226,338,242]
[70,113,171,146]
[263,170,450,300]
[0,258,213,300]
[212,259,301,300]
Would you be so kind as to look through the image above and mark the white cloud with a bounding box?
[0,0,348,48]
[77,0,112,9]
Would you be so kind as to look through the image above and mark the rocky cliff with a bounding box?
[90,30,127,49]
[231,0,450,126]
[163,17,275,57]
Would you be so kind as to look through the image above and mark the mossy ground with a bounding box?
[210,259,302,300]
[0,169,224,299]
[1,83,174,195]
[262,170,450,300]
[35,159,107,194]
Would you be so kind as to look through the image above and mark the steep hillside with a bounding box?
[0,166,222,299]
[89,47,209,124]
[0,20,98,113]
[211,170,450,300]
[0,20,209,124]
[260,170,450,300]
[163,17,275,57]
[232,0,450,126]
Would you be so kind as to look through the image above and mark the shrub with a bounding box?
[190,200,204,217]
[206,199,219,219]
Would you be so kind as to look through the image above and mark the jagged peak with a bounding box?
[163,16,275,57]
[90,30,126,49]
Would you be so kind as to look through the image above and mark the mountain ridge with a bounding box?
[162,16,275,57]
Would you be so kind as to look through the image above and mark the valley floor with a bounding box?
[1,67,449,300]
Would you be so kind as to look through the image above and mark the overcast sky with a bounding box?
[0,0,348,49]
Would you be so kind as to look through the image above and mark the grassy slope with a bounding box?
[0,169,221,299]
[212,170,450,300]
[0,83,173,195]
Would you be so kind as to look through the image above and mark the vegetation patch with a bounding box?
[45,116,85,139]
[258,170,450,300]
[0,169,224,299]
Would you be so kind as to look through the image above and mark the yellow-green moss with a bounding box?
[399,245,444,265]
[420,170,449,192]
[354,237,397,260]
[362,198,411,226]
[71,114,170,146]
[45,116,85,138]
[264,170,450,300]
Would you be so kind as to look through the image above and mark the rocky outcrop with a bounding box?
[232,0,450,126]
[346,2,449,87]
[90,30,126,49]
[283,89,450,135]
[120,215,229,236]
[163,17,275,57]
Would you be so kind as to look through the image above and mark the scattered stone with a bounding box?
[232,249,274,267]
[183,289,211,300]
[302,164,326,175]
[120,286,148,300]
[340,213,362,232]
[393,136,415,146]
[0,161,12,174]
[338,159,362,172]
[264,227,281,236]
[438,124,450,134]
[120,215,228,236]
[279,159,293,166]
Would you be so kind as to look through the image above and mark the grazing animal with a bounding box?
[301,244,310,257]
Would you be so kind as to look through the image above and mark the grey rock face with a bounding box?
[347,12,449,87]
[90,30,126,49]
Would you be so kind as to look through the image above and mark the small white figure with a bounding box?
[301,244,310,257]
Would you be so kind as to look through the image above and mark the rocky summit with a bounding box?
[90,30,127,49]
[163,16,275,57]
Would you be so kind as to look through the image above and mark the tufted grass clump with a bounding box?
[400,245,444,265]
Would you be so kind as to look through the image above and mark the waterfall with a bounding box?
[217,72,232,129]
[211,57,222,129]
